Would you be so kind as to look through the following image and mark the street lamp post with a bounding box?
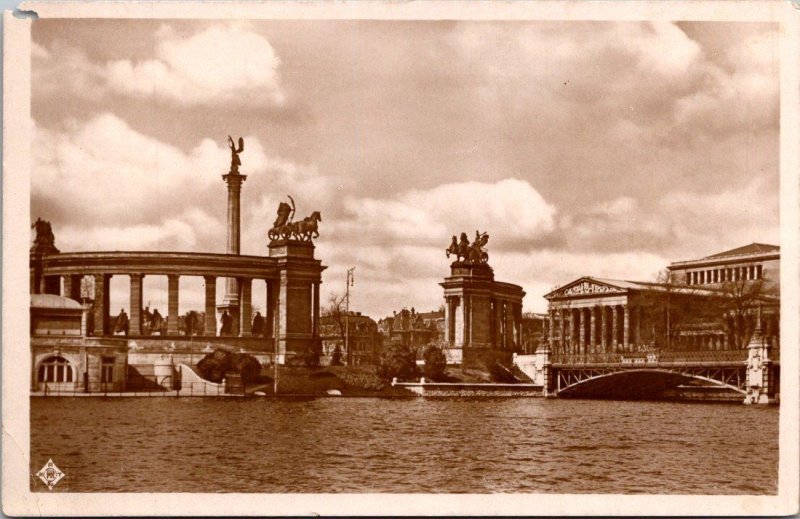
[345,267,355,365]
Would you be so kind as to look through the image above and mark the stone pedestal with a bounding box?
[440,261,525,365]
[269,240,324,363]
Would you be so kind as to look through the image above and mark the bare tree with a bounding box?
[323,293,347,361]
[717,278,772,349]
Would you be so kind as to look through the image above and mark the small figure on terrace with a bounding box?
[113,308,129,336]
[220,310,233,336]
[251,311,265,336]
[150,309,165,336]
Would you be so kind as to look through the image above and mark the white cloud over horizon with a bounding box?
[33,22,285,107]
[30,20,780,319]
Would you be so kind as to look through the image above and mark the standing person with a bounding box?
[220,310,232,336]
[251,311,265,336]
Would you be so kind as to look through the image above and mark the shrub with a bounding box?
[196,348,262,383]
[340,367,385,391]
[422,344,448,381]
[377,342,418,381]
[303,337,323,368]
[330,345,343,366]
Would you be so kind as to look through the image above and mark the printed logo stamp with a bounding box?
[36,459,65,490]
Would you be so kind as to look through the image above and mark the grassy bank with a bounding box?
[244,365,499,397]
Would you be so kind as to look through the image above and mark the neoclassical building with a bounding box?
[543,243,780,357]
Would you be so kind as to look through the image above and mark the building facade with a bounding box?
[319,312,382,365]
[544,243,780,358]
[31,294,128,393]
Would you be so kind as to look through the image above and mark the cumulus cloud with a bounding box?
[331,178,556,247]
[32,112,327,254]
[33,22,285,107]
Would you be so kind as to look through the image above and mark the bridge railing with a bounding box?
[551,349,748,366]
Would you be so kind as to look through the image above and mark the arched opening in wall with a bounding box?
[178,276,205,337]
[142,275,168,336]
[38,355,74,383]
[109,275,130,336]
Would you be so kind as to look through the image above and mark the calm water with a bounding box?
[30,397,778,494]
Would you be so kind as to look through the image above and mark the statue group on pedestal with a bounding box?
[268,195,322,242]
[446,230,489,264]
[31,217,59,254]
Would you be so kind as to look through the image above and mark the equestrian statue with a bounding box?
[268,195,322,242]
[445,230,490,264]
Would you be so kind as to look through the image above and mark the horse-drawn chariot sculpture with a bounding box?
[445,230,490,264]
[268,195,322,242]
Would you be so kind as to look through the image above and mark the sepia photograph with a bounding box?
[3,1,799,515]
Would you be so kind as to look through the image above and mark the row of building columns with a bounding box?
[547,305,636,354]
[55,273,321,340]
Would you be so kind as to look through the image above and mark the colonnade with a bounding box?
[56,272,321,340]
[443,295,523,349]
[686,264,763,285]
[547,305,634,355]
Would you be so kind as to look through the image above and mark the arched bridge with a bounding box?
[548,349,779,401]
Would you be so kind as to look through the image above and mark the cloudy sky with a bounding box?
[30,19,779,317]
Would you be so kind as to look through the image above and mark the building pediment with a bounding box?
[546,278,628,299]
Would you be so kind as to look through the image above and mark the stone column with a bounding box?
[623,304,630,352]
[167,274,179,335]
[238,277,252,337]
[129,274,143,335]
[221,170,247,312]
[569,309,576,354]
[548,308,555,350]
[312,281,321,337]
[204,276,217,336]
[444,296,451,343]
[600,305,608,353]
[611,305,619,352]
[589,307,597,354]
[578,308,586,355]
[62,274,82,301]
[558,308,565,354]
[93,274,111,336]
[494,300,504,348]
[265,280,277,340]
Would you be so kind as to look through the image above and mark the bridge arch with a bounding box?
[555,367,746,399]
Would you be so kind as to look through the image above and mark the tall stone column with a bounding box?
[494,300,503,348]
[444,296,451,343]
[265,280,276,340]
[220,167,247,324]
[238,277,252,337]
[312,281,321,337]
[167,274,179,335]
[568,309,575,354]
[129,274,143,335]
[461,295,470,347]
[600,305,608,353]
[577,308,585,355]
[623,304,630,352]
[204,276,217,336]
[611,305,618,352]
[548,309,555,351]
[589,307,597,354]
[62,274,82,301]
[93,274,111,336]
